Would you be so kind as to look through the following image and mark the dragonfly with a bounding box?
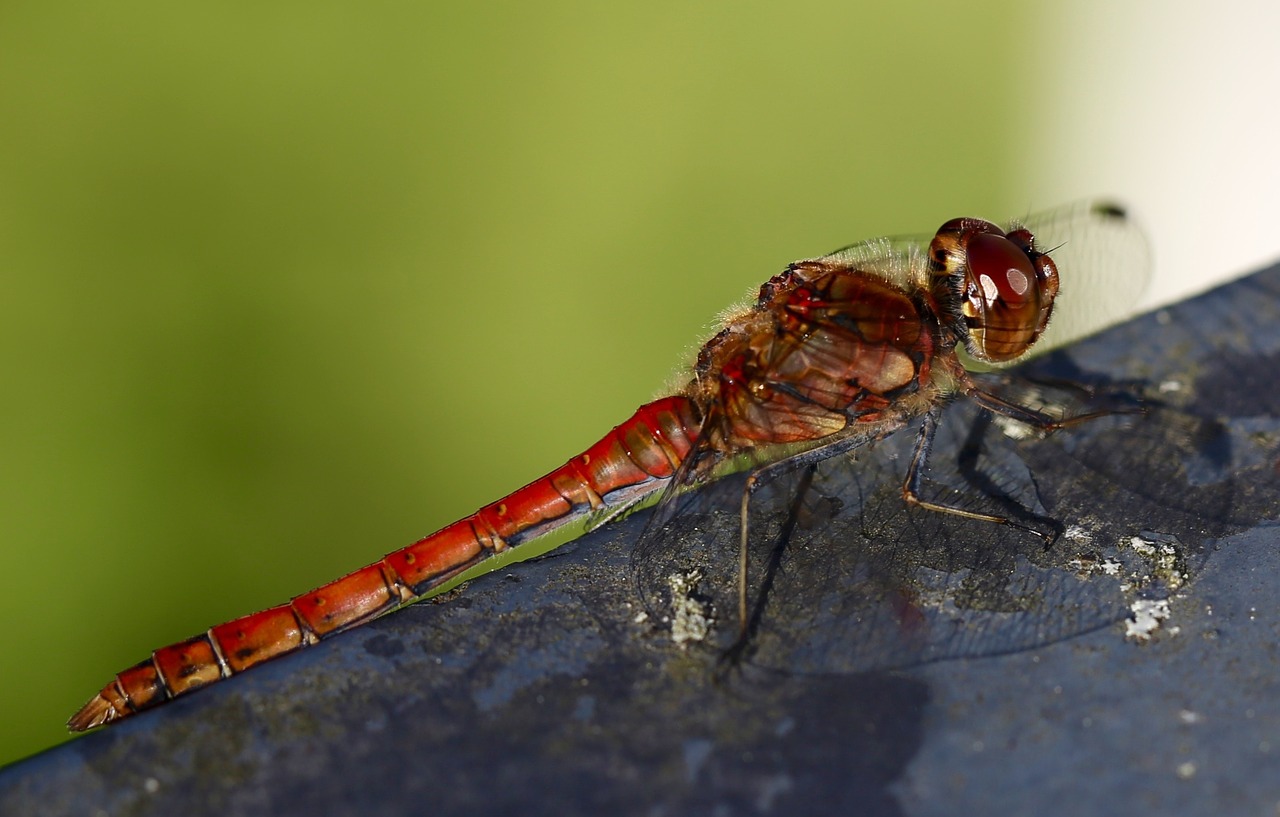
[68,200,1147,731]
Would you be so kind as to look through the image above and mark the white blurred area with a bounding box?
[1019,2,1280,310]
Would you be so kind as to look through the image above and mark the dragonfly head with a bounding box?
[928,216,1060,363]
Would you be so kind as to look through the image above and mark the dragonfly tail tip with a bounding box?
[67,694,121,733]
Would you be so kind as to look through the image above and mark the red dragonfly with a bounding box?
[68,200,1146,731]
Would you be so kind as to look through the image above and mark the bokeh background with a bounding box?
[2,2,1277,767]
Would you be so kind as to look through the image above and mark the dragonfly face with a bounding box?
[929,217,1061,364]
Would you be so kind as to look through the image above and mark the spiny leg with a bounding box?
[965,384,1140,432]
[721,459,818,671]
[900,407,1029,528]
[902,382,1142,537]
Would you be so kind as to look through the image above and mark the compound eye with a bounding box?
[970,233,1037,309]
[963,233,1043,362]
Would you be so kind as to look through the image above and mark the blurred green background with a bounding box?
[0,2,1050,766]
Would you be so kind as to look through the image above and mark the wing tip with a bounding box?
[1090,200,1129,221]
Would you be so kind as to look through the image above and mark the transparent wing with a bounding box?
[629,200,1159,672]
[820,199,1151,367]
[1013,199,1151,359]
[630,385,1238,675]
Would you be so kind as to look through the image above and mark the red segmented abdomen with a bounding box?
[68,395,702,731]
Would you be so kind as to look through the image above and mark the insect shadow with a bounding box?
[632,367,1245,678]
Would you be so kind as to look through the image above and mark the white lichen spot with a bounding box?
[1159,379,1183,394]
[668,570,714,647]
[1126,599,1172,641]
[1129,535,1158,556]
[1126,533,1188,591]
[1067,551,1123,579]
[633,610,649,624]
[1178,709,1202,725]
[1065,525,1093,544]
[1176,761,1197,780]
[1067,556,1094,575]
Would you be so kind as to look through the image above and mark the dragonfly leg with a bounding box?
[901,406,1062,544]
[965,379,1145,432]
[719,460,818,671]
